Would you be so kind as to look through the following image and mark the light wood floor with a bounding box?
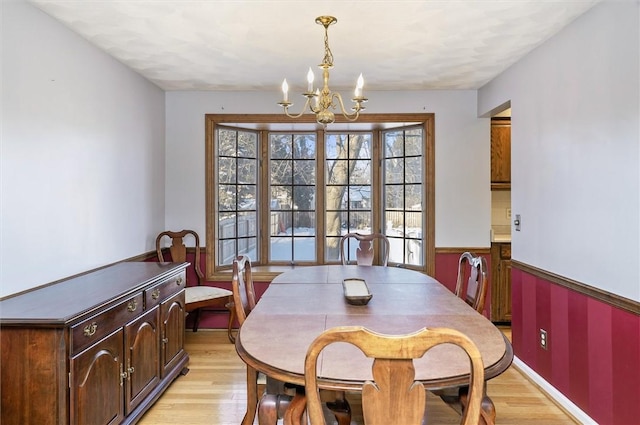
[139,329,578,425]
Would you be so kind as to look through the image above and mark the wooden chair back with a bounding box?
[231,255,256,326]
[454,252,488,314]
[304,326,484,425]
[339,232,390,266]
[156,229,203,284]
[156,229,234,336]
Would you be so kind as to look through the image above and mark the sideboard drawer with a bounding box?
[145,271,185,309]
[71,292,144,355]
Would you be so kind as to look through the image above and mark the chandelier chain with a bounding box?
[322,26,334,68]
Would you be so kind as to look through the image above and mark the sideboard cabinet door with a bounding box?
[70,329,125,425]
[161,290,186,378]
[125,306,160,414]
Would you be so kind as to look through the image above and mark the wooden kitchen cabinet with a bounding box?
[0,262,188,425]
[491,118,511,187]
[491,242,512,323]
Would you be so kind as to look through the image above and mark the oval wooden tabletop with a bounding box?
[236,265,513,391]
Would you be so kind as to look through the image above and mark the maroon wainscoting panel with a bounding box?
[511,267,640,425]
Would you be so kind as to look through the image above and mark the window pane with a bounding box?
[384,131,404,158]
[293,186,314,210]
[237,185,256,210]
[349,186,371,210]
[294,135,316,159]
[406,184,422,209]
[237,212,257,237]
[350,160,371,185]
[385,185,404,210]
[270,210,288,235]
[350,134,372,159]
[325,134,344,159]
[405,129,422,156]
[326,159,349,185]
[218,129,236,156]
[218,157,235,184]
[294,161,316,185]
[238,131,257,157]
[219,185,236,211]
[385,158,404,184]
[271,160,292,185]
[293,237,315,261]
[347,211,371,233]
[270,237,291,261]
[238,158,257,184]
[271,134,292,159]
[237,237,257,262]
[219,212,236,238]
[293,212,315,235]
[405,157,422,183]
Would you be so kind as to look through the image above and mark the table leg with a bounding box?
[436,384,496,425]
[324,391,352,425]
[258,393,293,425]
[283,388,306,425]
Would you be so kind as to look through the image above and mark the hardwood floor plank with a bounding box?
[139,330,577,425]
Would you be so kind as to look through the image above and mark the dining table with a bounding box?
[235,265,513,425]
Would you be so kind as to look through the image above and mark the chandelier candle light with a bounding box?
[278,16,367,126]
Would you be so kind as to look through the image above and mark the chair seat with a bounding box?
[185,285,232,304]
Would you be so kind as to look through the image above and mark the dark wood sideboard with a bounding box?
[0,262,189,425]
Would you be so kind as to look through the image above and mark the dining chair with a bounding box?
[155,230,234,340]
[231,256,352,425]
[231,255,296,425]
[304,326,485,425]
[339,232,390,266]
[454,252,489,314]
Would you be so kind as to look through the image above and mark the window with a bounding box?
[215,127,259,264]
[269,133,317,262]
[205,114,434,280]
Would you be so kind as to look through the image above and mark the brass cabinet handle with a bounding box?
[83,322,98,337]
[127,359,135,375]
[176,277,183,286]
[119,364,128,386]
[151,288,161,300]
[127,299,138,312]
[162,337,169,345]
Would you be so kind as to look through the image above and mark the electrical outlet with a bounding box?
[540,329,548,350]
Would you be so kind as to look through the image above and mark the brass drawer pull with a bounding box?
[127,299,138,312]
[176,277,183,286]
[151,288,161,300]
[83,322,98,337]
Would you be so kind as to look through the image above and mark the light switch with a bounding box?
[514,214,521,231]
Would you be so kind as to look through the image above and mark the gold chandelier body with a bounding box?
[278,16,367,126]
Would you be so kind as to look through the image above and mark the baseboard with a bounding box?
[512,356,597,424]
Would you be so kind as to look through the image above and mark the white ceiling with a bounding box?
[29,0,600,92]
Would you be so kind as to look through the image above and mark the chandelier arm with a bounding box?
[280,96,314,119]
[332,93,362,122]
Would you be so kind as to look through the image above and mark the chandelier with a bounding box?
[278,16,367,126]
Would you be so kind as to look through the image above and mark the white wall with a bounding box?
[165,90,491,249]
[0,1,167,297]
[478,1,640,301]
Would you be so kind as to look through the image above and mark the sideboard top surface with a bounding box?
[0,262,187,325]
